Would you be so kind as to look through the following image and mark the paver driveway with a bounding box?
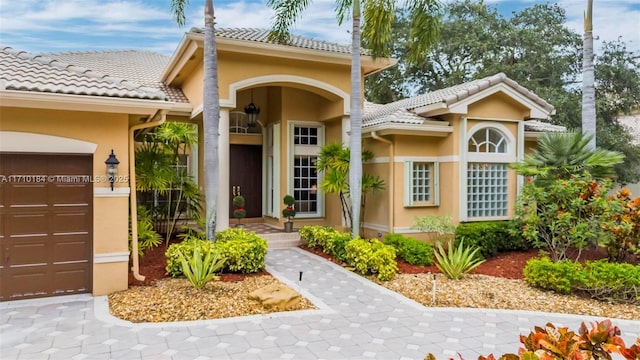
[1,247,639,359]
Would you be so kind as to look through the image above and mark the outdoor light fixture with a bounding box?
[244,89,260,127]
[105,149,120,191]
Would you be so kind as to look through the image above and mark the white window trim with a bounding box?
[463,121,516,221]
[403,160,440,207]
[288,121,324,219]
[264,123,281,218]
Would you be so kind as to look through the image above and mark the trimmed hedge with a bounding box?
[455,221,529,258]
[166,228,267,276]
[524,257,640,303]
[383,233,434,266]
[300,225,398,281]
[345,238,398,281]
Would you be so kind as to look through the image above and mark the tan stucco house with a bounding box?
[0,28,560,300]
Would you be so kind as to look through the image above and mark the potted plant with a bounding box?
[282,195,296,232]
[233,195,246,227]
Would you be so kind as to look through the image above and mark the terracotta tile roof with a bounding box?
[619,114,640,145]
[41,50,189,103]
[192,27,362,55]
[0,46,166,100]
[363,73,556,127]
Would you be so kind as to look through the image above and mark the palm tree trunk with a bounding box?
[203,0,221,240]
[582,0,596,150]
[349,0,363,238]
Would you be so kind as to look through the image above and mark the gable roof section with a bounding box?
[363,73,556,128]
[0,46,166,100]
[163,28,394,84]
[42,50,189,103]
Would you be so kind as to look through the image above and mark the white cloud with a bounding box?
[559,0,640,53]
[0,0,636,56]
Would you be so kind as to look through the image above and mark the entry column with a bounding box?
[217,107,230,230]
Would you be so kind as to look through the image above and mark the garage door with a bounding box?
[0,153,93,301]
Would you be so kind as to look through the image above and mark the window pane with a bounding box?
[293,155,319,215]
[467,163,508,218]
[411,162,431,203]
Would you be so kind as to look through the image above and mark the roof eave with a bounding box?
[524,131,545,139]
[362,123,452,137]
[161,33,201,84]
[1,89,173,116]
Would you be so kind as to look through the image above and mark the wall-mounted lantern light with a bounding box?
[244,89,260,127]
[105,149,120,191]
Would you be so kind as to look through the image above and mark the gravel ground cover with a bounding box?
[372,273,640,321]
[110,245,639,323]
[109,275,316,323]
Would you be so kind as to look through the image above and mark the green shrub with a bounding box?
[213,228,267,273]
[455,221,528,259]
[299,225,337,248]
[383,233,434,266]
[411,215,456,236]
[581,261,640,303]
[524,257,640,303]
[324,231,351,262]
[166,239,215,276]
[166,228,267,276]
[433,239,485,280]
[523,257,585,294]
[345,238,398,281]
[177,243,225,289]
[515,174,617,262]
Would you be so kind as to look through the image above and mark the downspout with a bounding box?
[129,110,167,281]
[370,131,394,233]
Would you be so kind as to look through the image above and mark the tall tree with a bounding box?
[582,0,596,149]
[268,0,441,237]
[171,0,220,240]
[366,0,640,184]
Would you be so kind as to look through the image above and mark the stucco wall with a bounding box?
[467,92,531,120]
[180,51,351,112]
[0,106,130,296]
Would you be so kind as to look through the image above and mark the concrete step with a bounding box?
[261,232,303,249]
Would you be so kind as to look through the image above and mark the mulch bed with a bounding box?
[132,239,634,287]
[129,238,268,286]
[299,244,538,279]
[299,244,634,280]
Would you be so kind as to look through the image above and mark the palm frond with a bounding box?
[170,0,190,27]
[267,0,312,43]
[361,0,395,58]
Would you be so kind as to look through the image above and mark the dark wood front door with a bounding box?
[230,145,262,218]
[0,153,93,301]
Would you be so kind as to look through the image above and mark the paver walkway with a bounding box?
[1,248,639,360]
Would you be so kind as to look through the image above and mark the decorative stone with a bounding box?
[248,283,301,311]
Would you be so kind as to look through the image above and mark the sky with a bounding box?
[0,0,638,57]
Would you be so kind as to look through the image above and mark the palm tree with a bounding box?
[171,0,220,240]
[268,0,441,238]
[316,143,385,235]
[582,0,596,150]
[512,131,624,185]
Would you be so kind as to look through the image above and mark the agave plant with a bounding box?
[177,244,225,289]
[434,238,485,280]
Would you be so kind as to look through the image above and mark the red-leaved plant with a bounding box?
[425,320,640,360]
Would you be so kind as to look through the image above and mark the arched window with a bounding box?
[466,126,513,219]
[468,128,507,153]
